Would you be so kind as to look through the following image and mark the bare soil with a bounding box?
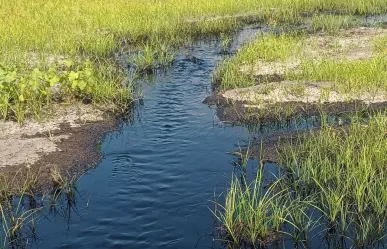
[0,105,117,193]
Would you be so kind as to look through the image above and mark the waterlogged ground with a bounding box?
[6,19,387,248]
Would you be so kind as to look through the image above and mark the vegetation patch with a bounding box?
[214,112,387,247]
[212,26,387,122]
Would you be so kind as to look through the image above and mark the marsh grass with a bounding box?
[278,112,387,246]
[215,112,387,247]
[216,26,387,98]
[3,1,387,122]
[128,41,176,74]
[373,35,387,55]
[0,169,42,248]
[0,167,86,248]
[3,0,387,65]
[213,168,293,247]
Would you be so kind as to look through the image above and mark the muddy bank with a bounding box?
[0,105,118,193]
[205,93,387,123]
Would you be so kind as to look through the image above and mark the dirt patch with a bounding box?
[0,105,117,193]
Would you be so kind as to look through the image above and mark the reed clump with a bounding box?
[213,168,293,247]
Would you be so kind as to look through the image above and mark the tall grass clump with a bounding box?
[213,167,294,247]
[373,35,387,55]
[278,112,387,246]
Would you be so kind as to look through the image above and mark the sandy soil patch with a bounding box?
[0,105,106,168]
[222,81,387,108]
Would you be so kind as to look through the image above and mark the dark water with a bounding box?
[27,27,263,249]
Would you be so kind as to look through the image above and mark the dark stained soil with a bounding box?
[0,118,118,194]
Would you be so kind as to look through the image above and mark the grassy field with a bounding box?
[2,0,387,123]
[2,0,387,64]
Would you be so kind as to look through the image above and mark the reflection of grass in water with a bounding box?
[215,112,387,247]
[0,170,42,248]
[50,166,78,204]
[0,167,81,248]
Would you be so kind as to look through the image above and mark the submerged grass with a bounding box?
[0,167,83,248]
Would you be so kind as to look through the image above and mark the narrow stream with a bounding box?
[29,27,265,249]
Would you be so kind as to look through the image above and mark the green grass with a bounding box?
[279,112,387,246]
[215,112,387,247]
[310,14,359,34]
[213,167,295,247]
[2,1,387,122]
[2,0,387,65]
[373,35,387,55]
[290,56,387,94]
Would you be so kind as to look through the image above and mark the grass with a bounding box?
[214,33,303,90]
[279,112,387,246]
[2,1,387,123]
[2,0,387,65]
[290,56,387,94]
[309,14,359,34]
[213,166,294,247]
[215,112,387,247]
[0,167,83,248]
